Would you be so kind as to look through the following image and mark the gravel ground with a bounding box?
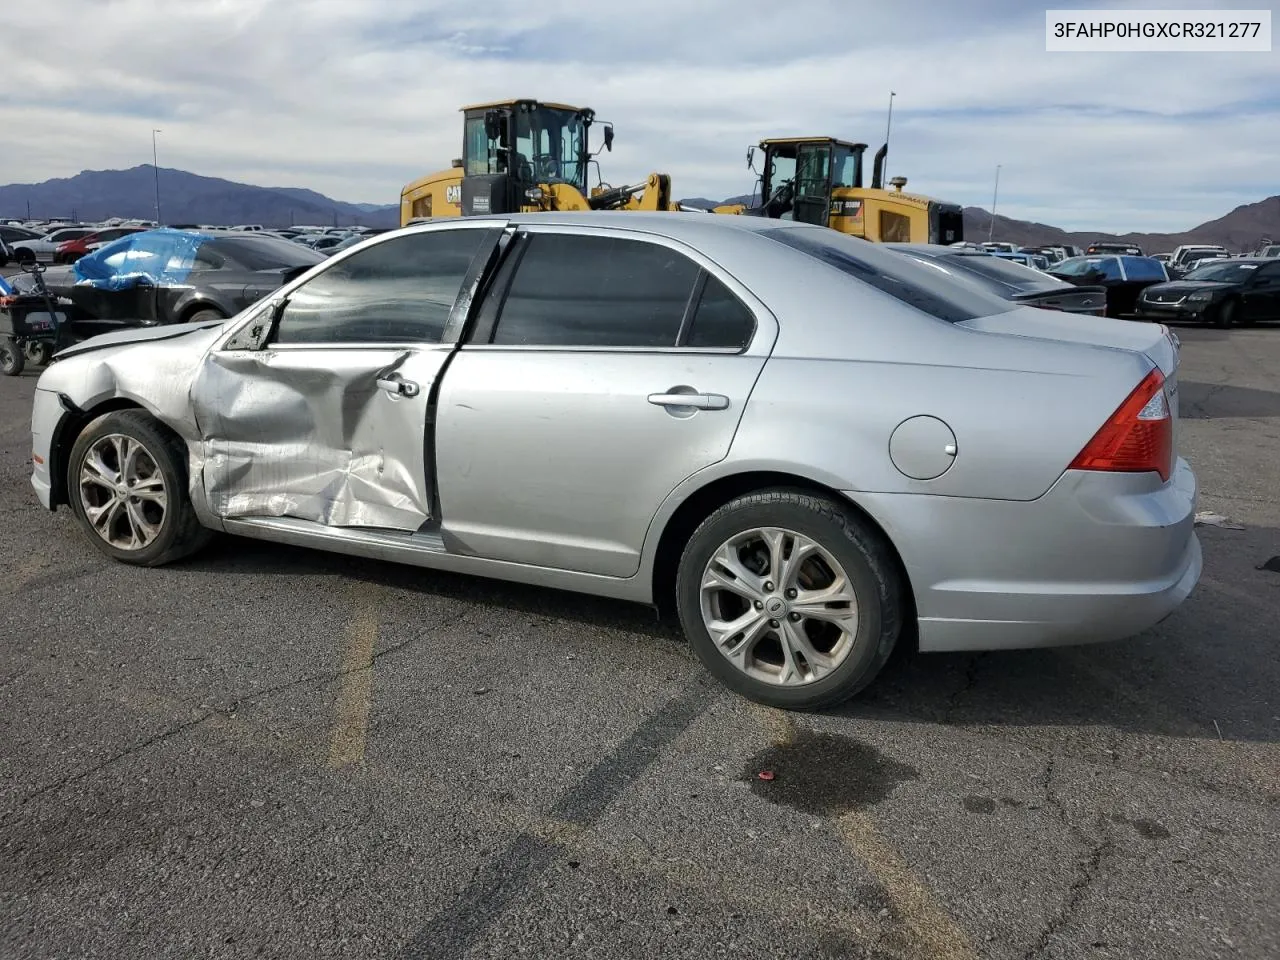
[0,323,1276,960]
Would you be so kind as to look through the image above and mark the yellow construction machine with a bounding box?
[400,99,683,225]
[712,137,965,244]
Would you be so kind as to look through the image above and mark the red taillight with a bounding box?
[1069,368,1173,482]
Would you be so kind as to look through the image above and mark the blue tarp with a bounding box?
[73,228,211,292]
[0,275,13,297]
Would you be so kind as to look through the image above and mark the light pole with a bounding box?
[988,164,1001,241]
[151,129,163,225]
[884,91,896,182]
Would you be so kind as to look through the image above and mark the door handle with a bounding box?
[377,374,420,398]
[647,392,730,411]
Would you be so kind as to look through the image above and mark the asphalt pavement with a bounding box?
[0,323,1276,960]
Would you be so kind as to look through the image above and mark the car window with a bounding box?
[192,242,228,270]
[769,228,1017,321]
[684,274,756,349]
[207,237,324,270]
[1184,261,1259,283]
[274,229,488,345]
[490,233,700,347]
[1252,261,1280,281]
[1121,257,1165,282]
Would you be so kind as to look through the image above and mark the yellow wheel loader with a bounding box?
[399,99,684,226]
[713,137,965,244]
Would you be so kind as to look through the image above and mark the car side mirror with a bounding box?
[603,124,614,152]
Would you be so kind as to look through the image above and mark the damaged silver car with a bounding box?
[29,213,1201,709]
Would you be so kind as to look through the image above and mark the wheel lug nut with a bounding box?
[786,588,797,599]
[789,612,801,622]
[768,619,780,629]
[754,600,764,610]
[764,581,775,593]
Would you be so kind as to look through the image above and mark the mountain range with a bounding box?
[1,166,1275,252]
[0,166,401,229]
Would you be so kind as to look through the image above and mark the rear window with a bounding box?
[208,236,325,270]
[768,228,1017,322]
[898,251,1065,296]
[1121,257,1166,281]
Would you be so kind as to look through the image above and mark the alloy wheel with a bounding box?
[699,526,860,686]
[78,434,169,550]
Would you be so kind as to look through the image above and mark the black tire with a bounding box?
[1214,299,1237,329]
[185,308,225,325]
[24,341,53,366]
[67,409,213,566]
[675,489,904,710]
[0,337,24,376]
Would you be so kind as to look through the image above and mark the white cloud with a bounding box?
[0,0,1275,230]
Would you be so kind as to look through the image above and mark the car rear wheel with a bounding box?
[1214,299,1237,329]
[67,410,213,566]
[0,337,24,376]
[676,489,903,710]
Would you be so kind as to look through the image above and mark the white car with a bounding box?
[8,226,96,263]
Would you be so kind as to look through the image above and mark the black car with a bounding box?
[886,244,1107,314]
[42,231,324,334]
[1135,257,1280,328]
[1047,254,1168,317]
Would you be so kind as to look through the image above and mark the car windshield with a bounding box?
[1183,261,1260,283]
[770,228,1017,321]
[207,236,326,270]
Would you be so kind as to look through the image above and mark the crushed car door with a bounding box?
[190,223,506,530]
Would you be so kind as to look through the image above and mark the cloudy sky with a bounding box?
[1,0,1275,231]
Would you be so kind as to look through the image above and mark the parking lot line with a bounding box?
[326,581,385,768]
[755,705,980,960]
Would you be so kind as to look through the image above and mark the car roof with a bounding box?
[414,210,831,245]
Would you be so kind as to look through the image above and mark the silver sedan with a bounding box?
[28,212,1201,709]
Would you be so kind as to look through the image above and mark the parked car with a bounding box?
[1048,254,1169,317]
[1135,257,1280,328]
[0,224,44,247]
[1085,242,1144,256]
[1152,253,1172,265]
[8,226,96,264]
[887,243,1108,314]
[1257,243,1280,259]
[1172,251,1231,278]
[1169,244,1227,267]
[50,229,325,332]
[980,242,1016,254]
[28,213,1199,709]
[54,226,147,264]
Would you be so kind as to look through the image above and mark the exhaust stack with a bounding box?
[871,144,888,189]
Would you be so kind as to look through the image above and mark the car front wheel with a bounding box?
[676,489,904,710]
[67,410,212,566]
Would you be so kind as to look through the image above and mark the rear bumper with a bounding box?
[847,457,1202,652]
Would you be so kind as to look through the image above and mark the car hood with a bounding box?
[1143,280,1229,295]
[51,318,226,362]
[959,306,1178,376]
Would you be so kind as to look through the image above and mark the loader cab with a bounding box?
[460,99,595,215]
[753,138,866,226]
